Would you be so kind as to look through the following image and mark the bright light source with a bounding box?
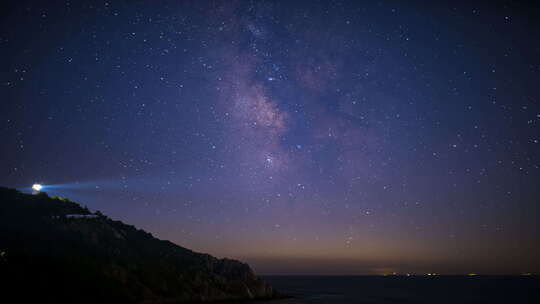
[32,184,43,191]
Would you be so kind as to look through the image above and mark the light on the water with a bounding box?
[32,184,43,191]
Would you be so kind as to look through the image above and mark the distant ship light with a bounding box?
[32,184,43,191]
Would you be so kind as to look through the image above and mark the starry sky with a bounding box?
[1,1,539,275]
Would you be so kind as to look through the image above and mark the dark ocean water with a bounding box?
[260,276,540,304]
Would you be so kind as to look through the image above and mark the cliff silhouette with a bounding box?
[0,187,280,303]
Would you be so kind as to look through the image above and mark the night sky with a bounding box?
[1,1,539,275]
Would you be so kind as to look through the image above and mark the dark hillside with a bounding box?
[0,187,279,303]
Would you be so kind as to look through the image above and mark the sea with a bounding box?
[260,275,540,304]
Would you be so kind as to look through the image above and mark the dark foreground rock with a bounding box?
[0,187,282,303]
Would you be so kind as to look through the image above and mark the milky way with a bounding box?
[1,1,539,275]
